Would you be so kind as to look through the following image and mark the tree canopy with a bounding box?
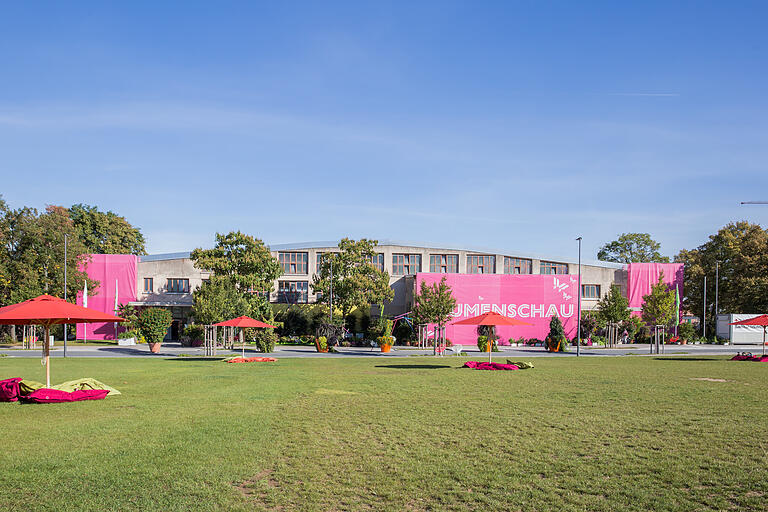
[68,203,146,255]
[676,221,768,328]
[412,276,456,327]
[596,285,630,324]
[190,231,281,323]
[311,238,393,322]
[597,233,669,263]
[0,199,95,307]
[641,274,676,327]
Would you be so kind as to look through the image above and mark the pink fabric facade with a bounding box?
[76,254,138,340]
[415,273,579,344]
[626,263,684,317]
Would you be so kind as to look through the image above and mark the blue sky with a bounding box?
[1,1,767,260]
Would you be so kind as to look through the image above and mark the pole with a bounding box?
[703,275,707,338]
[576,237,582,357]
[241,328,245,358]
[329,258,333,323]
[64,234,67,358]
[715,261,719,328]
[44,324,51,387]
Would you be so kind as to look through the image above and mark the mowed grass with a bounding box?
[1,356,766,511]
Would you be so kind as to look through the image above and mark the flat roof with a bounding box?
[143,240,624,269]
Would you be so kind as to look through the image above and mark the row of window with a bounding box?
[144,278,190,294]
[143,276,603,300]
[279,251,571,276]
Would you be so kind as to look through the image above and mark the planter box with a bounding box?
[117,337,136,346]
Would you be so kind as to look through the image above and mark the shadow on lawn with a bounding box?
[375,364,452,369]
[653,357,719,361]
[165,357,227,362]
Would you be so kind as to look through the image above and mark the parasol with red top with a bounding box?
[452,311,532,362]
[0,294,124,386]
[729,314,768,356]
[213,315,276,358]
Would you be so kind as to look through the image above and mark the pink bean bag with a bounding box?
[21,388,109,403]
[731,354,768,362]
[463,361,519,371]
[0,377,22,402]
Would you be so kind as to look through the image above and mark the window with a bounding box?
[430,254,458,273]
[504,257,532,274]
[392,254,421,275]
[582,284,601,299]
[467,255,495,274]
[370,253,385,272]
[279,252,308,274]
[167,278,189,293]
[316,252,338,271]
[143,277,153,293]
[540,261,568,274]
[277,281,308,303]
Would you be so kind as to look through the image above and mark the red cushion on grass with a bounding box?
[21,388,109,403]
[463,361,519,371]
[0,378,22,402]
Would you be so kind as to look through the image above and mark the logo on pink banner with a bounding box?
[414,273,579,344]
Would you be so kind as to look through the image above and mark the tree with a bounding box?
[192,277,252,325]
[596,285,630,324]
[598,233,669,263]
[413,276,457,352]
[412,276,457,328]
[190,231,281,322]
[676,222,768,333]
[68,203,146,255]
[0,201,94,307]
[641,274,676,327]
[311,238,394,323]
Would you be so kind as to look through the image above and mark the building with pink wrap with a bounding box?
[74,241,682,342]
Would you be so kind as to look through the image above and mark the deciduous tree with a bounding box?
[676,222,768,332]
[68,203,146,255]
[598,233,669,263]
[190,231,281,323]
[312,238,393,323]
[641,274,676,327]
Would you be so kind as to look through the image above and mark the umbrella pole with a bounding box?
[763,326,766,357]
[44,324,51,387]
[241,328,245,358]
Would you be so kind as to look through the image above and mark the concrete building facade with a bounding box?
[131,240,626,329]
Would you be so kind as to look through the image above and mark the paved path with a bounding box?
[0,343,762,359]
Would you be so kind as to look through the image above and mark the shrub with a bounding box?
[183,324,205,342]
[477,335,500,352]
[137,308,172,345]
[118,328,145,343]
[253,330,277,353]
[546,315,568,352]
[678,322,697,342]
[317,336,328,351]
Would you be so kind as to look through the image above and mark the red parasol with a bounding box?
[452,312,532,362]
[213,316,276,358]
[729,315,768,356]
[0,295,125,386]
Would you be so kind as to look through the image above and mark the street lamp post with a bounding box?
[329,258,333,324]
[576,237,582,357]
[703,275,707,338]
[715,261,719,324]
[64,234,67,358]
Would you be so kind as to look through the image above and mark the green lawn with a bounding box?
[1,356,766,511]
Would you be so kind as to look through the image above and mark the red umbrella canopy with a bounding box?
[213,315,275,328]
[729,315,768,326]
[0,294,124,326]
[452,311,532,326]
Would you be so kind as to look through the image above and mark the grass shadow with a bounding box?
[653,357,720,361]
[375,364,452,369]
[165,357,228,362]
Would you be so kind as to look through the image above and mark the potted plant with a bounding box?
[138,308,172,354]
[315,336,329,353]
[378,319,395,352]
